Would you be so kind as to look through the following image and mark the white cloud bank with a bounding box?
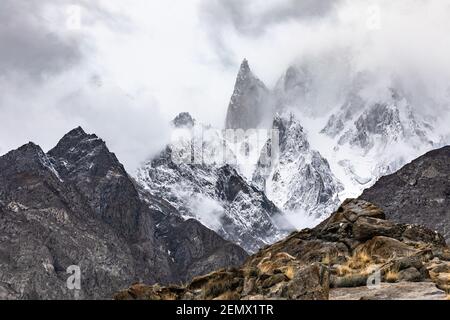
[1,0,449,171]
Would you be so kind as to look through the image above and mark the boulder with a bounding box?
[358,236,417,260]
[402,225,446,246]
[331,274,369,288]
[352,217,401,241]
[398,267,423,282]
[279,264,329,300]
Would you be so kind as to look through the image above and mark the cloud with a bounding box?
[198,0,340,66]
[1,0,450,173]
[199,0,450,120]
[0,0,87,80]
[0,1,174,172]
[200,0,339,35]
[188,196,225,231]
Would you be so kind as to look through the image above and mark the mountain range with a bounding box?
[135,59,449,252]
[0,128,247,299]
[0,59,449,300]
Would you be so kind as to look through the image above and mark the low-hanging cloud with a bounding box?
[200,0,340,35]
[0,0,170,172]
[1,0,450,173]
[0,0,83,79]
[199,0,450,121]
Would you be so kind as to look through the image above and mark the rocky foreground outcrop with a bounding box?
[115,199,449,300]
[0,128,247,299]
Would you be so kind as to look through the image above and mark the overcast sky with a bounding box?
[1,0,450,171]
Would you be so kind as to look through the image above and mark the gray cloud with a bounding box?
[1,0,450,173]
[0,0,129,80]
[200,0,339,35]
[0,1,168,172]
[0,0,83,79]
[199,0,340,65]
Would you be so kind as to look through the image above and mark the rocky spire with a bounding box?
[172,112,195,128]
[236,58,251,81]
[225,59,271,130]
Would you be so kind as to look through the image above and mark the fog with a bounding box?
[1,0,449,172]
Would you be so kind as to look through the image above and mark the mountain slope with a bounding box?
[360,146,450,241]
[0,128,247,299]
[253,112,343,220]
[271,65,450,203]
[236,62,450,209]
[137,116,290,253]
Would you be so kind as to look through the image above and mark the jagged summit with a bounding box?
[0,141,56,177]
[67,126,88,137]
[225,59,271,130]
[252,111,342,218]
[49,126,102,158]
[17,141,43,153]
[237,58,251,79]
[172,112,195,128]
[64,126,97,140]
[50,127,102,153]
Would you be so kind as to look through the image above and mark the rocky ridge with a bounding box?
[360,145,450,241]
[253,111,343,218]
[225,61,450,214]
[0,128,248,299]
[137,115,291,253]
[115,199,450,300]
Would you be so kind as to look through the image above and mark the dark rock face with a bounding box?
[155,216,248,282]
[115,199,449,300]
[0,128,248,299]
[225,59,272,130]
[48,127,151,240]
[360,146,450,242]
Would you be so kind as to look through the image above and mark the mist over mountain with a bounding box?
[1,0,450,301]
[2,1,450,176]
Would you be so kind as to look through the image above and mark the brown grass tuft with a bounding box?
[385,269,399,283]
[282,265,296,280]
[336,265,353,276]
[347,251,372,270]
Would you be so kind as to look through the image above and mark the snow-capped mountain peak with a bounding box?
[136,113,291,253]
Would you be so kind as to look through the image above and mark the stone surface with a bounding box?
[115,260,329,301]
[330,282,447,300]
[116,199,449,300]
